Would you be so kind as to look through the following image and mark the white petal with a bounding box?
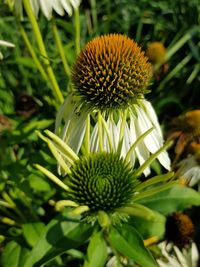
[140,99,163,136]
[60,0,73,16]
[52,0,65,16]
[174,246,188,267]
[90,123,99,152]
[29,0,40,18]
[135,105,171,170]
[69,0,81,9]
[0,40,15,48]
[39,0,53,20]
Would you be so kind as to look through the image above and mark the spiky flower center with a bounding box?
[66,152,136,213]
[166,213,194,248]
[72,34,152,110]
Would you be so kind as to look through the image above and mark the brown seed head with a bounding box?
[146,42,166,64]
[72,34,152,110]
[165,212,194,248]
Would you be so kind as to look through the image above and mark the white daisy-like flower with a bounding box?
[157,241,199,267]
[55,34,171,176]
[178,155,200,187]
[5,0,80,20]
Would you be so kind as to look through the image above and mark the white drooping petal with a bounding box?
[69,0,81,9]
[90,123,99,152]
[0,40,15,48]
[60,0,73,16]
[178,156,200,187]
[174,246,188,267]
[29,0,40,18]
[52,0,65,16]
[107,115,119,152]
[140,99,163,136]
[39,0,53,20]
[135,104,171,171]
[157,242,199,267]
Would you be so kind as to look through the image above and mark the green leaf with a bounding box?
[22,222,45,247]
[24,211,93,267]
[129,211,166,239]
[1,241,30,267]
[109,225,158,267]
[139,185,200,215]
[28,174,52,192]
[84,231,107,267]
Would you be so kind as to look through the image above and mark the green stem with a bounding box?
[23,0,64,104]
[35,164,69,191]
[84,114,91,154]
[52,18,71,78]
[157,54,192,91]
[74,7,81,55]
[134,141,173,178]
[125,127,154,164]
[98,112,103,152]
[19,24,48,81]
[117,110,127,154]
[90,0,98,34]
[2,192,26,221]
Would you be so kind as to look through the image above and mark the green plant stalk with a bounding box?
[98,112,103,152]
[35,164,69,191]
[134,141,173,178]
[90,0,98,34]
[74,7,81,55]
[22,0,64,104]
[157,54,192,91]
[52,18,71,78]
[19,24,48,81]
[166,28,199,61]
[2,192,26,221]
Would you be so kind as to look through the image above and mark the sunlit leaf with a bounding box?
[84,231,107,267]
[109,224,158,267]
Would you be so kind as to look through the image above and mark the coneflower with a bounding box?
[56,34,171,176]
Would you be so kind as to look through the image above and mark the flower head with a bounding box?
[56,34,170,176]
[72,34,152,111]
[165,213,194,248]
[167,110,200,161]
[157,241,199,267]
[146,42,166,65]
[36,130,174,225]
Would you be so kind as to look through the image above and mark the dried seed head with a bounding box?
[165,212,194,248]
[72,34,152,110]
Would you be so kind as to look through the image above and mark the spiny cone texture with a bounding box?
[66,153,136,213]
[72,34,152,110]
[166,213,194,248]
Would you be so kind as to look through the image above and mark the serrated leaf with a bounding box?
[24,211,93,267]
[139,185,200,215]
[84,231,107,267]
[109,225,158,267]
